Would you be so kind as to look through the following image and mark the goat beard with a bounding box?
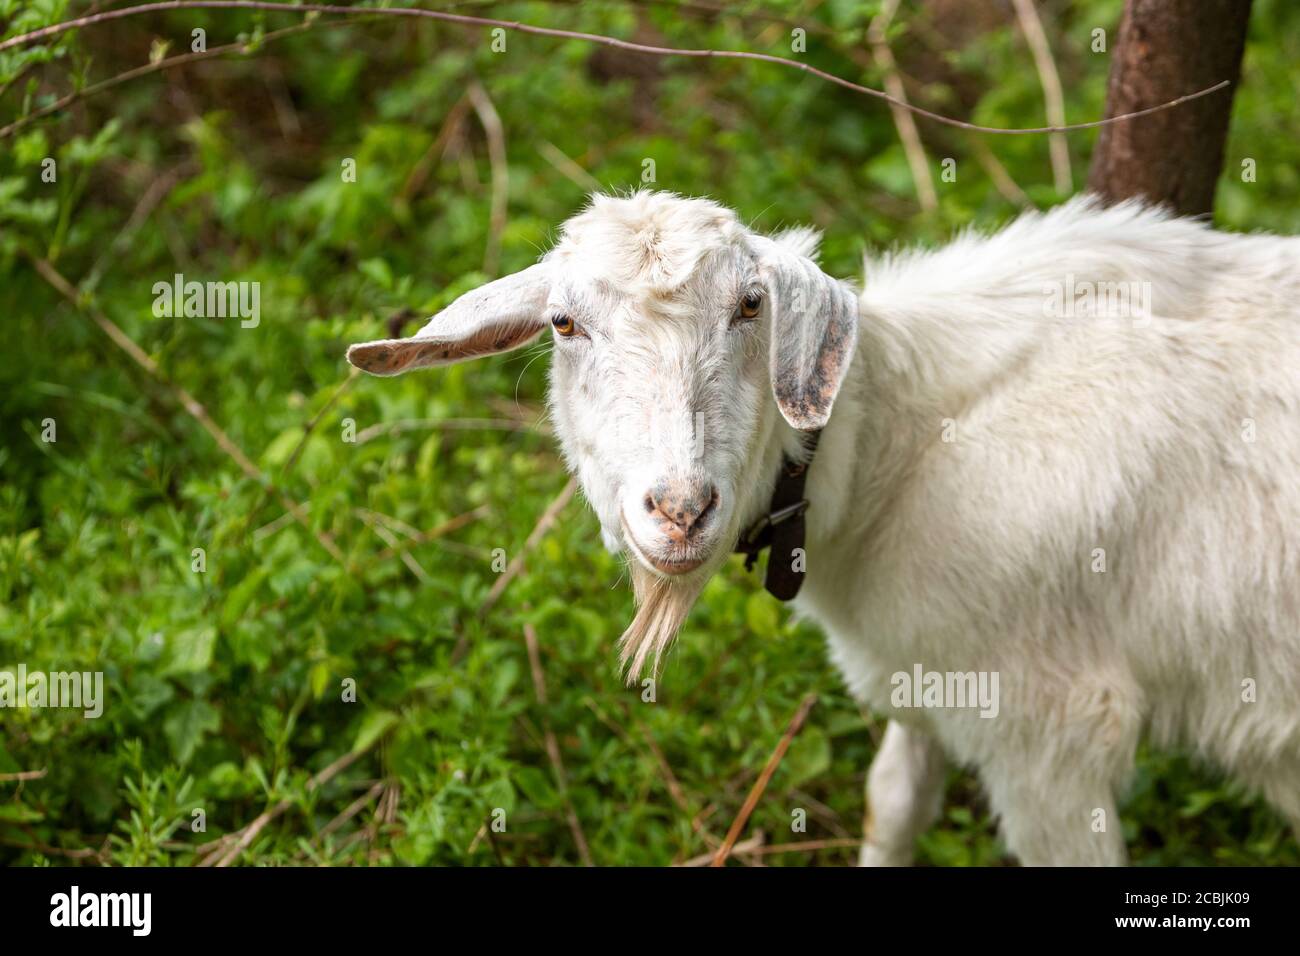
[618,562,708,684]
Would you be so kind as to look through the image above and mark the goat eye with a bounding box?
[737,293,763,320]
[551,314,577,337]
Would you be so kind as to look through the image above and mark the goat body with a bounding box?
[797,200,1300,864]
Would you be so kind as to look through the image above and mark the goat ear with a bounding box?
[347,263,551,376]
[750,235,859,431]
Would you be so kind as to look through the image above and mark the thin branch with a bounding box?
[281,371,360,481]
[710,692,818,867]
[625,705,728,858]
[523,623,594,866]
[537,140,602,193]
[310,780,385,847]
[362,504,489,566]
[32,260,254,477]
[1011,0,1071,192]
[0,62,35,102]
[0,1,1232,136]
[238,367,360,542]
[252,501,308,542]
[466,78,508,277]
[678,833,764,867]
[588,697,724,861]
[0,19,323,139]
[743,836,863,856]
[82,160,199,293]
[970,138,1033,207]
[197,745,370,867]
[0,836,104,861]
[679,629,749,710]
[867,0,936,211]
[354,509,433,584]
[30,257,345,564]
[0,769,48,783]
[397,93,470,204]
[448,476,575,665]
[478,476,577,618]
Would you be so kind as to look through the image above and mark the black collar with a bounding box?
[734,429,821,601]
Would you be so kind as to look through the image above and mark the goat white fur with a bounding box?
[349,192,1300,866]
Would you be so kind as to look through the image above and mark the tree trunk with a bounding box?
[1087,0,1253,218]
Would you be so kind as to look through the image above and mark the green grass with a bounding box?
[2,0,1299,866]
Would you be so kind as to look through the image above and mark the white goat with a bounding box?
[348,191,1300,866]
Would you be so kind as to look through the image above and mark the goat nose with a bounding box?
[644,481,719,537]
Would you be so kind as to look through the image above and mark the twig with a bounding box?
[397,94,470,204]
[466,821,488,855]
[354,509,432,584]
[678,833,764,867]
[295,780,384,861]
[1011,0,1071,192]
[537,140,602,193]
[867,0,936,211]
[679,629,749,710]
[239,367,360,540]
[466,79,508,277]
[252,502,308,542]
[0,836,103,861]
[477,476,577,618]
[523,622,594,865]
[261,53,302,138]
[355,508,425,543]
[29,151,345,570]
[710,692,818,867]
[789,787,850,838]
[628,708,728,858]
[0,1,1232,136]
[280,371,360,481]
[31,261,256,479]
[363,504,489,566]
[198,746,370,867]
[735,836,864,858]
[588,697,724,860]
[970,138,1033,207]
[0,62,34,102]
[0,19,320,139]
[0,769,47,783]
[82,161,198,293]
[30,257,345,564]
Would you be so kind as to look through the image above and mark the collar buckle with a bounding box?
[768,499,809,526]
[737,498,810,572]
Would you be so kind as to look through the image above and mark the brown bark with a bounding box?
[1087,0,1253,217]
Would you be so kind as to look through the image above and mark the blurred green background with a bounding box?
[2,0,1298,866]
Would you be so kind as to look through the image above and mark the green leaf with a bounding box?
[782,726,831,789]
[163,700,221,764]
[512,766,558,809]
[358,257,394,290]
[745,591,780,638]
[164,626,217,675]
[260,428,305,469]
[352,709,399,754]
[0,802,43,823]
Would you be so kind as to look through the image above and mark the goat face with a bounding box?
[347,192,858,672]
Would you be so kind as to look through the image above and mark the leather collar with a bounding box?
[734,429,821,601]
